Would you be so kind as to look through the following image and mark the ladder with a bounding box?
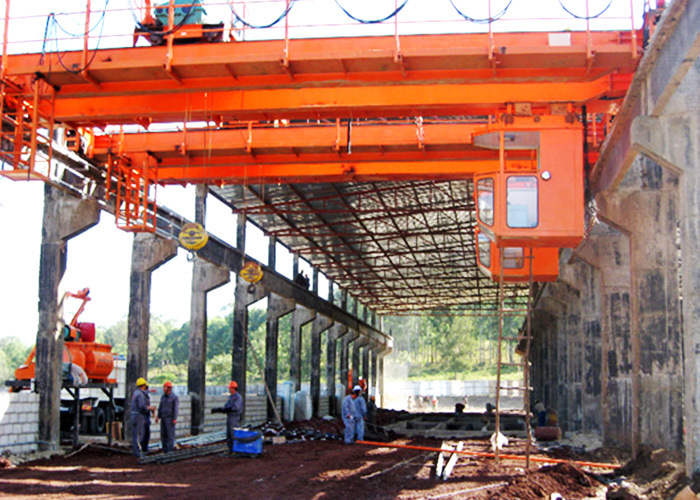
[0,79,55,181]
[112,155,158,233]
[494,247,534,467]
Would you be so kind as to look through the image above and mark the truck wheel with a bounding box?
[92,407,106,434]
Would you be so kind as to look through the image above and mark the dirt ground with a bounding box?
[0,424,689,499]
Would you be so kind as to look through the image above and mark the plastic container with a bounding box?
[232,429,263,456]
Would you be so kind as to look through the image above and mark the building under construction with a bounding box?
[0,0,699,498]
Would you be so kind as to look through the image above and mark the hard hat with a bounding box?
[136,377,148,387]
[353,385,362,392]
[163,381,173,388]
[229,380,238,389]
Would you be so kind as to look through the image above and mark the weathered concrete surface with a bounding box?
[327,324,348,414]
[36,186,100,451]
[289,305,315,391]
[310,314,333,417]
[265,294,295,419]
[597,155,683,452]
[188,257,230,435]
[125,233,178,438]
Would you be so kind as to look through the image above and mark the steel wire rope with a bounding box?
[333,0,409,24]
[558,0,614,19]
[447,0,513,23]
[40,2,109,75]
[227,0,296,29]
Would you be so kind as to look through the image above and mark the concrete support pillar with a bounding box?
[361,340,370,386]
[370,342,378,397]
[188,257,230,435]
[597,155,683,453]
[328,281,334,304]
[340,289,348,311]
[327,325,348,415]
[231,274,266,409]
[265,294,295,420]
[126,233,178,438]
[312,268,319,295]
[377,345,391,407]
[289,305,315,391]
[310,315,333,417]
[351,336,368,388]
[36,186,100,451]
[268,236,276,271]
[340,329,358,395]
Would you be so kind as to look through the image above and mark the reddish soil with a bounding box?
[0,437,613,500]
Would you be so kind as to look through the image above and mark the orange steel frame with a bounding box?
[0,1,642,191]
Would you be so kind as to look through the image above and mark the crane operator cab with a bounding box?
[475,227,559,283]
[473,123,585,249]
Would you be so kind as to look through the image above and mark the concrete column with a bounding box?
[340,329,358,395]
[265,294,295,420]
[231,273,266,407]
[292,253,299,279]
[370,342,378,397]
[36,186,100,451]
[268,236,276,271]
[327,325,348,415]
[310,314,333,417]
[341,289,348,311]
[289,305,315,391]
[328,281,334,304]
[188,257,230,435]
[312,268,319,295]
[126,233,178,438]
[351,336,368,388]
[361,340,371,386]
[377,345,391,407]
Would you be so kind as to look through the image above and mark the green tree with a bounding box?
[0,337,31,383]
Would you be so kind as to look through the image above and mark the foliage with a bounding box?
[0,305,527,387]
[0,337,31,384]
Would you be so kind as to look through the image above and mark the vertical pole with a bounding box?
[232,213,248,395]
[82,0,91,70]
[630,0,638,59]
[2,0,11,80]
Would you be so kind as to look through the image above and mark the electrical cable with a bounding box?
[448,0,513,24]
[334,0,409,24]
[558,0,613,20]
[49,0,110,38]
[227,0,295,29]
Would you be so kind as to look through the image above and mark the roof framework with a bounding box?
[212,178,528,315]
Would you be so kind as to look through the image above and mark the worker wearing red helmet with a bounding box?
[212,380,244,454]
[156,381,179,453]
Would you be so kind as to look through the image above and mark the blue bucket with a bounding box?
[232,429,263,455]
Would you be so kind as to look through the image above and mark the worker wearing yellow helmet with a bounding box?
[131,377,155,458]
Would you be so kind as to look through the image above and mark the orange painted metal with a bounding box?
[475,228,559,283]
[48,79,615,126]
[475,126,585,248]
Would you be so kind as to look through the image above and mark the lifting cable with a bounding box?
[334,0,410,24]
[558,0,614,19]
[227,0,296,29]
[448,0,513,24]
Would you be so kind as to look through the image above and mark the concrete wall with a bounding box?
[0,392,40,454]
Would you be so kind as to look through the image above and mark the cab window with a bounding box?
[477,178,494,227]
[507,176,538,228]
[503,248,524,269]
[478,233,491,268]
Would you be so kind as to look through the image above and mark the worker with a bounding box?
[533,400,547,427]
[131,377,155,458]
[212,380,244,454]
[341,385,363,444]
[156,381,179,453]
[354,386,368,441]
[454,402,465,414]
[367,395,378,424]
[358,376,367,394]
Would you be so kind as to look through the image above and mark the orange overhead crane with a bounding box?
[0,1,642,236]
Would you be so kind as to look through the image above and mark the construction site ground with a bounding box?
[0,424,690,500]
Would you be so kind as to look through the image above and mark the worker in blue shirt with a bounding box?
[354,387,368,441]
[212,380,244,453]
[131,377,155,457]
[341,385,363,444]
[156,381,179,453]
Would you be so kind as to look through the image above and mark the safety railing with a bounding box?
[0,0,659,58]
